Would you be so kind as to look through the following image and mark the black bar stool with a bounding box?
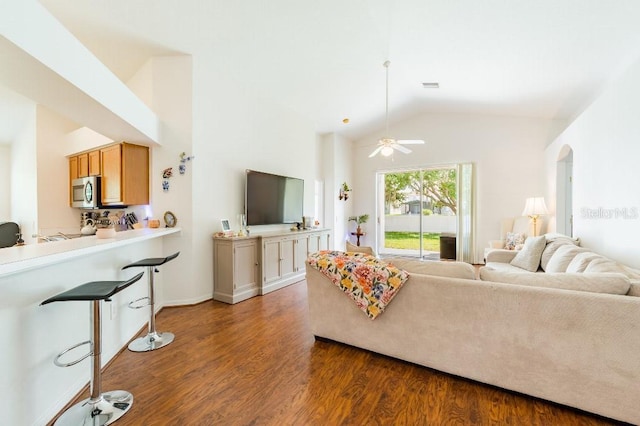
[122,251,179,352]
[41,272,144,426]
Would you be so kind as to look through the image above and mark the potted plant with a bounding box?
[348,214,369,234]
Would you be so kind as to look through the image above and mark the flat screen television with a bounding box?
[245,169,304,226]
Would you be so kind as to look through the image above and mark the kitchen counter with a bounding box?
[0,227,181,277]
[0,226,182,425]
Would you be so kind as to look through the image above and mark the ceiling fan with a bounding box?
[369,60,425,158]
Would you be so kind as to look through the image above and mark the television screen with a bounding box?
[245,170,304,226]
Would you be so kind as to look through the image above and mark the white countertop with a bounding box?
[0,227,181,277]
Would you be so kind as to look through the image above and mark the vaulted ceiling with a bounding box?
[10,1,640,140]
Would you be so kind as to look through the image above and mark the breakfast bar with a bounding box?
[0,227,181,425]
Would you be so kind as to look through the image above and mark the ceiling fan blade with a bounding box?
[369,146,384,158]
[393,144,412,154]
[397,139,425,145]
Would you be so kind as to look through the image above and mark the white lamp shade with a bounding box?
[522,197,549,216]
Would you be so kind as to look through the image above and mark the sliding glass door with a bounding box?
[376,166,459,260]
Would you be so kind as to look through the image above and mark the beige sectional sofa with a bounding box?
[305,251,640,424]
[484,233,640,296]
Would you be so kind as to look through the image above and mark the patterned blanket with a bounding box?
[307,251,409,319]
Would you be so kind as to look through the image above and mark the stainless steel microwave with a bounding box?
[71,176,101,209]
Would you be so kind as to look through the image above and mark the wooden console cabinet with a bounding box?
[213,228,330,304]
[213,237,260,304]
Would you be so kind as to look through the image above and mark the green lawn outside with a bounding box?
[385,232,441,251]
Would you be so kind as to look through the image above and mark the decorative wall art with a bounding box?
[179,152,195,175]
[162,167,173,192]
[339,182,351,201]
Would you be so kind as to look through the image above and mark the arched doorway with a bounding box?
[556,146,573,236]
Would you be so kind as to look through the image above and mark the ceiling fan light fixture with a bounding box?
[381,146,394,157]
[368,60,425,158]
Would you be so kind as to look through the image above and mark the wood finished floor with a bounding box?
[52,280,626,426]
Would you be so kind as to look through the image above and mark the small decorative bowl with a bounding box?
[96,228,117,239]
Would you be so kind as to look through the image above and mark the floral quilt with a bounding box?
[307,251,409,319]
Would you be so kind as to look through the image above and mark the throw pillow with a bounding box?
[505,232,525,250]
[545,245,587,273]
[510,235,546,272]
[566,252,603,273]
[584,257,627,275]
[540,236,580,271]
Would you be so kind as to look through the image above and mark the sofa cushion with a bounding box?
[485,249,519,264]
[505,232,525,250]
[346,241,375,256]
[540,235,580,271]
[566,252,603,273]
[384,258,476,280]
[584,257,626,274]
[484,262,533,274]
[545,245,587,273]
[627,280,640,297]
[510,235,546,272]
[621,265,640,280]
[628,280,640,297]
[479,268,631,295]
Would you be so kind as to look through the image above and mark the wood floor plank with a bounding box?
[50,280,627,425]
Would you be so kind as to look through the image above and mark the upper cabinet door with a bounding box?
[77,153,89,178]
[120,143,149,205]
[101,144,122,204]
[88,150,101,176]
[68,156,79,206]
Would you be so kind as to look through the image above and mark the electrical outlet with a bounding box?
[110,302,117,320]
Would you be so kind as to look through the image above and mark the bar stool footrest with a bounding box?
[54,340,91,367]
[128,296,150,309]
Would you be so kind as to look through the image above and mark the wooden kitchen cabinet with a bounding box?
[68,156,79,206]
[68,142,149,207]
[100,142,149,206]
[77,153,89,178]
[88,150,100,176]
[69,156,79,182]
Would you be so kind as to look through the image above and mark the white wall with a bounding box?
[0,144,10,220]
[320,133,353,250]
[36,106,84,236]
[351,113,565,263]
[191,53,320,302]
[544,57,640,269]
[10,106,37,240]
[63,126,113,155]
[128,55,197,305]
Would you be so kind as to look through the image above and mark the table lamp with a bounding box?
[522,197,548,236]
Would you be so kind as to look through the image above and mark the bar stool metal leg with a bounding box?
[54,300,133,426]
[128,265,175,352]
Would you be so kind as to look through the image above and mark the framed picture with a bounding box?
[164,211,177,228]
[221,219,231,232]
